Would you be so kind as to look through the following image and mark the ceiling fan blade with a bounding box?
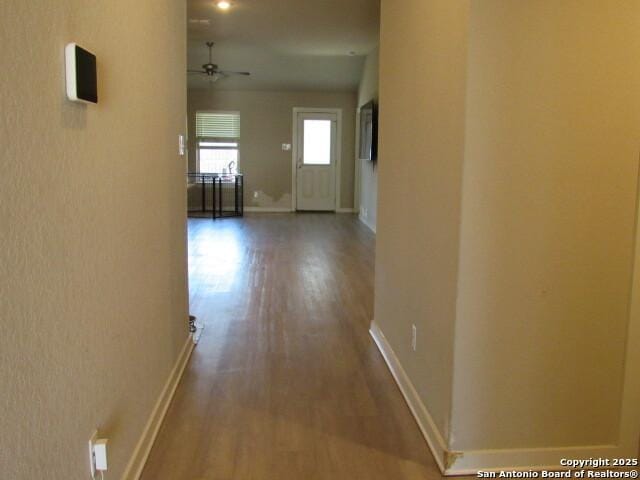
[187,70,207,74]
[218,70,251,76]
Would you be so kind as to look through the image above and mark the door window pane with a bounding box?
[303,120,331,165]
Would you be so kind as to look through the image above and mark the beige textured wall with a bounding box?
[377,0,640,461]
[451,0,640,451]
[0,2,189,479]
[357,48,379,232]
[187,89,357,209]
[375,0,471,440]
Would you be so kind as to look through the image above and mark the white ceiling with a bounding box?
[187,0,380,91]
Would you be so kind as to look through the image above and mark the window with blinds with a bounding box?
[196,111,240,139]
[195,111,240,174]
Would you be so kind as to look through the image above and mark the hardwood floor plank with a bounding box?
[140,213,444,480]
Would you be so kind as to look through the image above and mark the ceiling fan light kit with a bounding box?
[187,41,251,82]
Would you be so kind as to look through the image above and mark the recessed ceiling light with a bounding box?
[217,1,231,10]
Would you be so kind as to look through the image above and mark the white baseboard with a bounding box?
[369,321,449,472]
[450,444,621,476]
[244,207,293,213]
[121,334,195,480]
[244,207,357,214]
[359,214,376,233]
[370,321,627,475]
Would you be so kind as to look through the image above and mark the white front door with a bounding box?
[295,112,337,211]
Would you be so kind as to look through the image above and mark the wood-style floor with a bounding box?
[140,213,442,480]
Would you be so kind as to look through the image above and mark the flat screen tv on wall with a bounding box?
[359,100,378,162]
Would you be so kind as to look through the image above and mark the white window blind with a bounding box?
[196,111,240,139]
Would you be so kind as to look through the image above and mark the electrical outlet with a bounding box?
[411,324,417,352]
[94,439,108,472]
[88,430,108,478]
[253,191,259,199]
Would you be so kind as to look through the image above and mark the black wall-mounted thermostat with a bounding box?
[65,43,98,104]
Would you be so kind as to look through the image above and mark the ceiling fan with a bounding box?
[188,42,251,82]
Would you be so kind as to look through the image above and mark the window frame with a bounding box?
[195,110,241,174]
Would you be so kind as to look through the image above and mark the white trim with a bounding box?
[291,107,343,212]
[195,109,241,114]
[370,321,638,475]
[245,207,352,214]
[244,207,293,213]
[121,334,195,480]
[354,108,361,213]
[246,207,352,214]
[336,111,342,211]
[291,111,298,210]
[621,169,640,461]
[446,445,622,476]
[359,213,376,233]
[369,321,449,473]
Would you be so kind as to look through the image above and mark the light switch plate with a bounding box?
[282,143,292,151]
[411,324,417,352]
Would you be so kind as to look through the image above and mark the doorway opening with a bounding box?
[291,108,343,212]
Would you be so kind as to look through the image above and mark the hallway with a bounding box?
[140,213,441,480]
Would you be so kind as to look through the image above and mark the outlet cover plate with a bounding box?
[88,429,98,477]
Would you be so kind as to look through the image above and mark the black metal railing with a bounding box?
[186,173,244,219]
